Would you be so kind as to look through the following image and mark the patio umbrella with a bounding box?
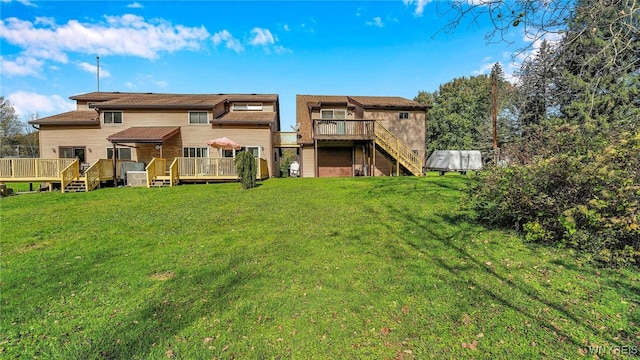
[207,137,241,150]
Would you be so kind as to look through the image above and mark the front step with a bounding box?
[64,180,86,192]
[150,179,171,187]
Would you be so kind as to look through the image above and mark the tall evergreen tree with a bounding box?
[553,0,639,140]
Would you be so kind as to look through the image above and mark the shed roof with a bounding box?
[106,127,181,143]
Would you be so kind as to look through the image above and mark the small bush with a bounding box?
[466,133,640,267]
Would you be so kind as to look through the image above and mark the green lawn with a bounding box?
[1,176,638,359]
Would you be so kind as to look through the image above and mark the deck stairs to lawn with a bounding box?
[374,123,423,176]
[150,177,171,187]
[64,179,87,192]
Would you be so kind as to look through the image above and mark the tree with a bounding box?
[516,39,557,128]
[0,97,23,157]
[438,0,638,59]
[234,151,257,189]
[416,68,516,160]
[465,0,640,266]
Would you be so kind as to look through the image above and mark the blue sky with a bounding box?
[1,0,530,130]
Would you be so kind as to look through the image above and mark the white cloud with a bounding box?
[283,24,291,32]
[274,45,293,55]
[212,29,244,53]
[403,0,431,16]
[366,17,384,28]
[78,61,111,78]
[1,0,37,7]
[0,14,211,74]
[0,55,43,76]
[127,2,143,8]
[250,28,275,46]
[6,91,75,118]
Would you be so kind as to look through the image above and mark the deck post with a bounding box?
[112,143,117,184]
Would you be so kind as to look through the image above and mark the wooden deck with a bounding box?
[159,157,269,185]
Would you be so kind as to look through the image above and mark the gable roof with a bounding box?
[29,110,100,126]
[295,94,430,144]
[70,92,279,110]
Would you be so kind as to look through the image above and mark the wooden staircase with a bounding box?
[64,179,87,192]
[150,177,171,187]
[374,123,423,176]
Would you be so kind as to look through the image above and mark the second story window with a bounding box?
[189,112,208,124]
[233,103,263,111]
[321,109,346,119]
[104,111,123,124]
[399,112,409,119]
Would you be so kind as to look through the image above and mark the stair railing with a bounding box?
[145,158,166,188]
[169,158,179,186]
[374,123,423,176]
[60,159,80,193]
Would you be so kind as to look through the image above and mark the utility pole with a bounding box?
[97,56,100,92]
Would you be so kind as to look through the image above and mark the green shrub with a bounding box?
[234,151,257,189]
[466,133,640,267]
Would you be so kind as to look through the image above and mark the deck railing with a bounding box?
[257,158,269,180]
[176,157,269,180]
[177,157,237,177]
[314,120,375,137]
[60,160,80,193]
[0,158,75,180]
[274,132,299,147]
[145,157,166,187]
[374,123,423,176]
[84,159,113,191]
[169,158,179,186]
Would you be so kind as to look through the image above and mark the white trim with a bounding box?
[399,111,409,119]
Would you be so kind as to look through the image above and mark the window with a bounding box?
[399,112,409,119]
[104,111,123,124]
[59,146,86,163]
[183,147,209,157]
[220,146,260,158]
[244,146,260,158]
[321,109,346,119]
[189,112,208,124]
[106,147,132,160]
[233,103,263,111]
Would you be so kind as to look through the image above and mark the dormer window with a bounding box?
[321,109,346,119]
[233,103,263,111]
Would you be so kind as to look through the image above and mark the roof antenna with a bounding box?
[96,56,100,92]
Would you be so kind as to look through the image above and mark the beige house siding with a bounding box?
[38,105,278,177]
[39,125,123,164]
[365,109,427,163]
